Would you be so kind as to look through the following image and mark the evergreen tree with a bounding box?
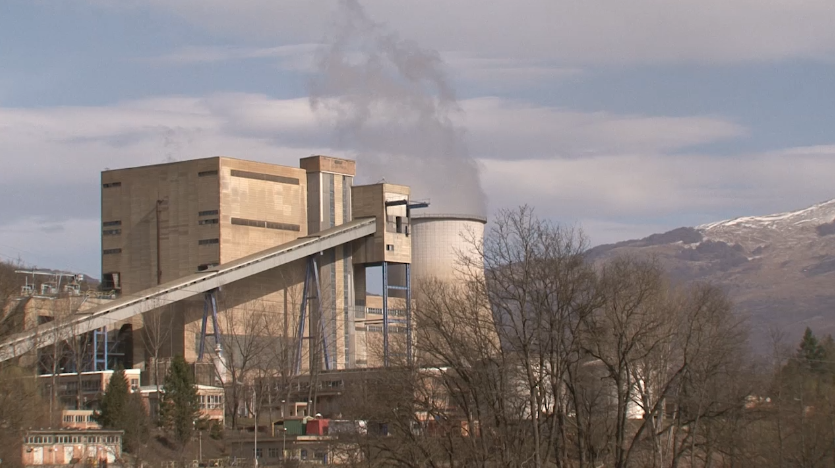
[94,366,150,453]
[159,355,200,447]
[797,327,826,372]
[95,366,129,429]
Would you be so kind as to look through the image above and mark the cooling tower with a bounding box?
[409,214,487,287]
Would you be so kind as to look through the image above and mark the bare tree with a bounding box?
[140,300,175,392]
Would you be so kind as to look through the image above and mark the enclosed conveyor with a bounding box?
[0,218,376,363]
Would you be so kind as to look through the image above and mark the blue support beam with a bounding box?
[382,262,389,367]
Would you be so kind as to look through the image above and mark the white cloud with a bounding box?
[462,98,746,158]
[95,0,835,65]
[1,91,830,273]
[480,146,835,236]
[138,44,319,71]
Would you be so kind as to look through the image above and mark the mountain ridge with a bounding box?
[587,199,835,352]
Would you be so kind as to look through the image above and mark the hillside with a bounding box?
[587,200,835,352]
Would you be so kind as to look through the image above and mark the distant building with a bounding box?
[139,384,225,425]
[39,369,141,411]
[22,429,123,467]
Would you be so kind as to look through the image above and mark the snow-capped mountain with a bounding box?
[698,199,835,250]
[588,199,835,352]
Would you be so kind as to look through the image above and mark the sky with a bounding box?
[2,0,835,277]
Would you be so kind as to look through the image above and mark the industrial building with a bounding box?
[0,154,489,434]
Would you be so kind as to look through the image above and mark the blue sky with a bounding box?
[2,0,835,276]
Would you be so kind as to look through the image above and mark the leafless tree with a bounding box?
[140,300,175,392]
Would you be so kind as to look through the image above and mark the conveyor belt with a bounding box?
[0,218,377,362]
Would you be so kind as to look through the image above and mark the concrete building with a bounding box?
[39,369,141,410]
[97,155,416,381]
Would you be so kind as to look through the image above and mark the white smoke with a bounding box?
[309,0,486,215]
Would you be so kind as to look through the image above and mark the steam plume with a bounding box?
[309,0,486,215]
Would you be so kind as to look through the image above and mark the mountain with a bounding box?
[587,200,835,352]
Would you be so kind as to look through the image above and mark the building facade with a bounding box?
[22,429,123,467]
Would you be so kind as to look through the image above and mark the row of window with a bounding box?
[104,165,300,188]
[199,394,223,409]
[230,169,299,185]
[253,448,293,459]
[105,238,220,253]
[26,435,119,444]
[365,325,407,334]
[366,308,406,317]
[230,217,300,232]
[102,229,121,236]
[63,414,96,423]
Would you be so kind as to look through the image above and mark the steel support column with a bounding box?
[93,327,108,371]
[294,255,331,374]
[198,288,222,362]
[405,263,412,365]
[382,261,389,367]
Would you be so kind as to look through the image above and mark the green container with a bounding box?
[283,419,305,436]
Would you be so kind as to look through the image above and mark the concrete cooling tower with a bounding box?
[409,214,487,287]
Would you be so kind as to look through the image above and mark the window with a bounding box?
[103,248,122,255]
[230,217,300,232]
[268,448,280,459]
[198,210,219,217]
[102,272,121,290]
[130,379,139,391]
[300,450,308,460]
[102,220,121,227]
[64,415,73,423]
[198,238,219,246]
[76,415,84,423]
[102,182,122,188]
[200,394,222,409]
[102,229,121,236]
[82,379,99,391]
[198,218,219,225]
[197,263,219,272]
[198,170,218,177]
[230,169,299,185]
[253,448,263,459]
[87,415,95,422]
[386,244,394,251]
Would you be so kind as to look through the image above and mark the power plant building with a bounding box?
[0,153,492,417]
[96,155,427,381]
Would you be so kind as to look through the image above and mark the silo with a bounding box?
[409,214,487,288]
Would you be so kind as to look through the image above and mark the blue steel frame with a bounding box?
[92,327,108,371]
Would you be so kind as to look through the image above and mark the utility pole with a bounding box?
[155,198,165,285]
[254,389,258,467]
